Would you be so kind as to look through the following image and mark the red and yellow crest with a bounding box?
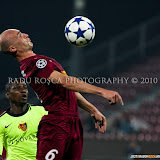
[18,122,27,132]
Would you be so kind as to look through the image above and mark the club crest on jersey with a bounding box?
[36,59,47,69]
[18,122,27,132]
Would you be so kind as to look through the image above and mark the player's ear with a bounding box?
[5,92,10,99]
[8,46,17,53]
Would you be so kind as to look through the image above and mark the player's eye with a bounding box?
[12,86,20,90]
[12,85,26,90]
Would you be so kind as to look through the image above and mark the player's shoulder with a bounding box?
[38,55,59,64]
[21,54,60,70]
[21,54,55,63]
[0,110,10,125]
[28,105,47,113]
[36,55,64,72]
[0,110,7,118]
[0,111,7,130]
[21,55,48,64]
[29,105,44,110]
[34,55,59,67]
[38,55,50,59]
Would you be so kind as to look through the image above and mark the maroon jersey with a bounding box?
[20,55,78,113]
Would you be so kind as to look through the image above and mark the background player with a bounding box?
[0,29,124,160]
[0,78,48,160]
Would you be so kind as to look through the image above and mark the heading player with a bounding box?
[0,78,48,160]
[0,29,124,160]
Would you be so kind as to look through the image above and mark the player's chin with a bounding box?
[20,99,28,104]
[28,42,33,49]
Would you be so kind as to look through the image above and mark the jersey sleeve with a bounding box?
[0,121,4,155]
[22,59,61,79]
[31,105,48,117]
[36,59,60,79]
[38,106,48,116]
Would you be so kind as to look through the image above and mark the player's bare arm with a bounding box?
[75,92,106,133]
[49,70,124,105]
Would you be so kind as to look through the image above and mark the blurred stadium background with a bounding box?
[1,0,160,159]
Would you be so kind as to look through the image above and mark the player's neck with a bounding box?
[9,103,27,114]
[16,51,36,62]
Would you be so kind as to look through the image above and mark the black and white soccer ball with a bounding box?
[64,16,95,47]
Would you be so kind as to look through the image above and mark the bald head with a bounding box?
[0,29,19,55]
[0,29,33,56]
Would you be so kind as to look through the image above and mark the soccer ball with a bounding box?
[64,16,95,47]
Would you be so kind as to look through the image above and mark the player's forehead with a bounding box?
[1,29,20,38]
[11,82,27,89]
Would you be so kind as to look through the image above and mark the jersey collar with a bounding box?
[6,104,30,117]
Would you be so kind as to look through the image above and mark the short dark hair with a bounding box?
[5,78,27,93]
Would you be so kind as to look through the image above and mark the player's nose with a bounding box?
[20,87,28,93]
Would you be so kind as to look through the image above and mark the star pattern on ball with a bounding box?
[89,23,95,32]
[64,16,95,47]
[65,27,71,36]
[73,17,84,24]
[74,28,86,39]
